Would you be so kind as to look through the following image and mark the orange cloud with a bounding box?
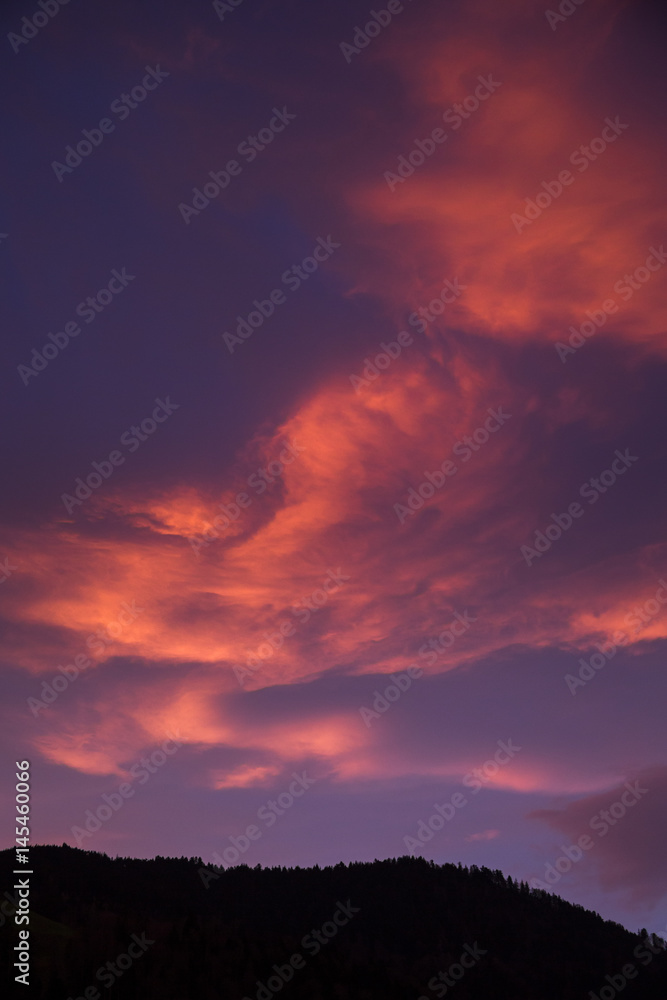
[4,0,665,805]
[343,0,667,353]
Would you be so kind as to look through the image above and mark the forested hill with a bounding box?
[1,846,665,999]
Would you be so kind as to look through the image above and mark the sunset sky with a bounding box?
[2,0,666,936]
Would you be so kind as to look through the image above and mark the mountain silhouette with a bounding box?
[1,846,665,998]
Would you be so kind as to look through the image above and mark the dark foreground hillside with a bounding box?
[1,847,666,999]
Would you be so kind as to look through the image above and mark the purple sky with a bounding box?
[1,0,667,937]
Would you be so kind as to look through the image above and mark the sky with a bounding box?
[1,0,666,937]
